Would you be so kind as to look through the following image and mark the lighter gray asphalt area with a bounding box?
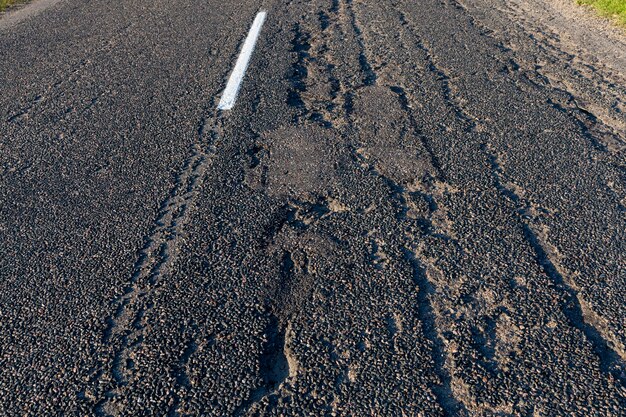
[0,0,64,31]
[0,0,624,416]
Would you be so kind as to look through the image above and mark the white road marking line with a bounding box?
[217,11,267,111]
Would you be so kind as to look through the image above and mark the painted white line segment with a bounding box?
[217,11,267,110]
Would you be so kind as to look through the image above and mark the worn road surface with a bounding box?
[1,0,625,415]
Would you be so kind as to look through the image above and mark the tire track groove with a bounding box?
[482,144,626,385]
[403,249,468,417]
[344,0,377,86]
[351,144,468,416]
[342,1,469,413]
[285,0,470,413]
[167,323,203,417]
[387,4,625,383]
[232,251,298,416]
[93,114,222,416]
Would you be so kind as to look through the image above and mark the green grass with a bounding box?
[578,0,626,26]
[0,0,25,12]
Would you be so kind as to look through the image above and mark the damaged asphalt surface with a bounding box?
[1,0,625,415]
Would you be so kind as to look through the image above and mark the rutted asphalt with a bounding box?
[0,0,624,416]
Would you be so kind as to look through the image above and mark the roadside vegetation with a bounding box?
[0,0,24,12]
[578,0,626,26]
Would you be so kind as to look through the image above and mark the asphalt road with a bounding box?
[1,0,625,416]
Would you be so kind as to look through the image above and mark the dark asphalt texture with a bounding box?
[1,0,625,415]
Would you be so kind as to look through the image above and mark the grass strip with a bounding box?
[578,0,626,26]
[1,0,24,12]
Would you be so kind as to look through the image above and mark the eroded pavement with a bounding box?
[0,0,624,415]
